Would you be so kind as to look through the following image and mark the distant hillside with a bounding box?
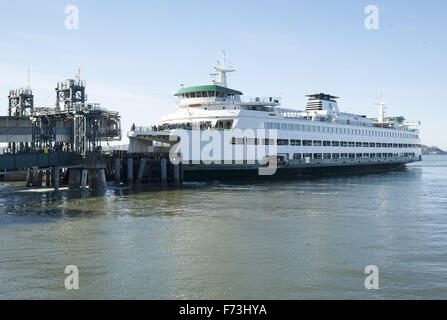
[422,145,447,155]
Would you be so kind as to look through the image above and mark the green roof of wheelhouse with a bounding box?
[175,85,243,96]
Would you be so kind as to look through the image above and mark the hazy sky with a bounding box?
[0,0,446,148]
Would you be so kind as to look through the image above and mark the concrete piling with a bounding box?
[81,169,88,189]
[114,157,121,186]
[127,157,134,185]
[161,157,167,185]
[32,168,43,187]
[18,152,182,191]
[26,172,32,187]
[136,158,146,185]
[45,170,51,187]
[100,169,107,187]
[68,169,81,189]
[173,163,180,185]
[54,167,60,191]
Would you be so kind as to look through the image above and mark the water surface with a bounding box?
[1,156,446,299]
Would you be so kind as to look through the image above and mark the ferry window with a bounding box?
[383,153,388,157]
[393,144,398,148]
[313,153,322,159]
[349,153,355,159]
[294,124,299,131]
[370,153,376,158]
[332,141,340,147]
[304,153,312,159]
[363,142,369,147]
[300,125,305,131]
[313,140,322,146]
[341,153,348,158]
[291,139,302,146]
[356,142,362,147]
[190,92,196,98]
[363,153,369,158]
[323,153,331,159]
[323,141,331,147]
[333,153,340,159]
[277,139,289,146]
[356,153,362,158]
[287,124,293,130]
[281,123,287,130]
[274,123,280,129]
[293,153,302,160]
[303,140,312,146]
[348,142,355,147]
[263,139,275,145]
[196,92,202,98]
[231,137,244,145]
[340,141,348,147]
[246,138,259,145]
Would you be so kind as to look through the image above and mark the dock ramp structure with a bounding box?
[0,76,121,189]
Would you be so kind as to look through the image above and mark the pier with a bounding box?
[0,75,182,190]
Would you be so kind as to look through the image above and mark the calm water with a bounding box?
[1,156,447,299]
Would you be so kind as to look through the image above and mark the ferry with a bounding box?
[128,52,422,180]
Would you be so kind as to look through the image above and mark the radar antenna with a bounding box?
[211,50,235,87]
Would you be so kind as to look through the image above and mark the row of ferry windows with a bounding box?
[264,122,418,140]
[293,153,417,160]
[180,91,228,99]
[230,138,420,148]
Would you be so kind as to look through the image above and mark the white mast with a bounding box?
[213,50,235,87]
[376,92,387,123]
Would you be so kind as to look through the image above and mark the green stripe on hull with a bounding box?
[182,157,420,181]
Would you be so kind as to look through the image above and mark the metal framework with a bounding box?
[55,79,86,112]
[31,116,57,151]
[4,76,121,156]
[72,110,104,156]
[8,88,34,116]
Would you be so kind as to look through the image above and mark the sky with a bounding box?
[0,0,446,148]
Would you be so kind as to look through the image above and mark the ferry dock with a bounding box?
[0,74,183,190]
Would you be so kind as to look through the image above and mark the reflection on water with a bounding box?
[1,156,447,299]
